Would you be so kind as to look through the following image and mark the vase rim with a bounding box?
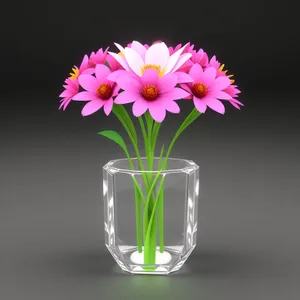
[103,157,199,175]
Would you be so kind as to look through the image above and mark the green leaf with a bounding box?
[98,130,129,154]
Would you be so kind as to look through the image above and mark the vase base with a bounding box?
[130,249,172,265]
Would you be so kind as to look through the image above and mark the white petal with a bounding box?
[164,43,188,74]
[114,42,126,53]
[131,41,147,59]
[108,51,130,71]
[170,53,192,73]
[123,48,145,76]
[145,42,169,69]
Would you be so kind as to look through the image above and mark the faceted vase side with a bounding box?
[103,158,199,275]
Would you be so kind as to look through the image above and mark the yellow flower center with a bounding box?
[69,67,79,80]
[140,64,166,77]
[142,84,159,101]
[97,84,113,100]
[191,83,207,98]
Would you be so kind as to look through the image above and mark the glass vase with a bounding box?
[103,157,199,275]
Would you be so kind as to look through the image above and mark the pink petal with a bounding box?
[78,75,99,93]
[206,98,225,114]
[202,67,217,87]
[193,97,207,113]
[124,47,145,76]
[160,87,191,101]
[81,100,104,116]
[229,100,241,109]
[174,72,194,84]
[145,42,169,69]
[59,90,72,98]
[132,100,148,117]
[189,63,204,82]
[211,76,231,90]
[212,90,232,100]
[157,73,177,93]
[117,74,143,93]
[179,83,192,93]
[103,98,114,115]
[107,70,128,82]
[72,91,99,101]
[112,84,120,96]
[114,91,138,104]
[81,68,95,75]
[95,64,111,82]
[141,69,159,86]
[79,55,89,70]
[170,53,192,73]
[165,100,180,113]
[149,106,166,123]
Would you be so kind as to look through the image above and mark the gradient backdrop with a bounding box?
[1,0,300,299]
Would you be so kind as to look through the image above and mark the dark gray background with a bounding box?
[1,0,300,299]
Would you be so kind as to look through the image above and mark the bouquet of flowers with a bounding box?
[59,40,242,271]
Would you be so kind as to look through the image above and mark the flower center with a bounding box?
[191,83,207,98]
[142,84,159,101]
[140,64,166,77]
[69,67,79,80]
[97,84,113,100]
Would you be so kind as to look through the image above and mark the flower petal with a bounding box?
[81,100,104,116]
[95,64,111,82]
[149,106,166,123]
[108,52,130,71]
[157,73,177,93]
[164,43,189,73]
[132,100,148,117]
[103,98,114,115]
[202,67,217,87]
[174,72,194,84]
[170,53,192,73]
[81,68,95,75]
[206,98,225,114]
[145,42,169,69]
[124,47,145,76]
[78,74,99,93]
[117,74,143,93]
[72,91,99,101]
[114,91,138,104]
[212,90,232,100]
[141,69,159,86]
[107,70,128,82]
[165,100,180,113]
[193,97,207,113]
[189,63,204,82]
[79,55,89,70]
[131,41,147,59]
[211,76,231,90]
[160,87,191,101]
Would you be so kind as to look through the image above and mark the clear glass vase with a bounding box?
[103,157,199,275]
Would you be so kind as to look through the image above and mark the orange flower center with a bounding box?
[142,84,159,101]
[97,84,113,100]
[191,83,207,98]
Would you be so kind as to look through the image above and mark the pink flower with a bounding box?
[72,64,119,116]
[59,78,79,110]
[223,84,243,109]
[181,64,231,114]
[112,69,190,122]
[89,47,109,67]
[69,55,95,80]
[191,49,208,67]
[108,41,192,77]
